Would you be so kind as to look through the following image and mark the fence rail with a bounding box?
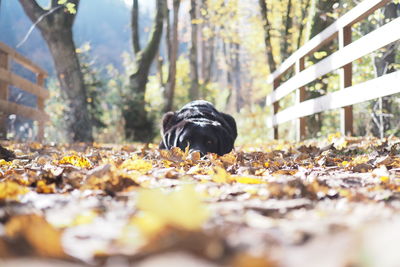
[266,0,400,140]
[0,42,49,141]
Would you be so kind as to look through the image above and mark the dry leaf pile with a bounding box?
[1,135,400,266]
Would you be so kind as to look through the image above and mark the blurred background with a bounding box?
[0,0,399,144]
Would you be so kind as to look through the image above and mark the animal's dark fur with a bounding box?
[159,100,237,156]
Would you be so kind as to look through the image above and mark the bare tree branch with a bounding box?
[17,5,62,48]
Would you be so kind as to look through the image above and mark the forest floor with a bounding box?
[1,135,400,266]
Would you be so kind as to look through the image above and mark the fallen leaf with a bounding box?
[136,185,209,231]
[59,154,92,168]
[5,214,66,258]
[0,181,29,200]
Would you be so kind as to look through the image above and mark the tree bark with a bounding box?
[18,0,93,142]
[189,0,199,100]
[222,41,234,112]
[164,0,181,112]
[258,0,277,73]
[131,0,141,54]
[43,29,93,142]
[199,0,215,87]
[123,0,165,142]
[233,43,242,112]
[281,0,293,61]
[203,34,215,85]
[296,0,311,49]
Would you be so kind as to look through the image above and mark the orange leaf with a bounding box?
[5,214,66,258]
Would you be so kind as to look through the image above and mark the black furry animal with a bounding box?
[159,100,237,156]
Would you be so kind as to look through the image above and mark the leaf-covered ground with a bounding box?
[1,135,400,266]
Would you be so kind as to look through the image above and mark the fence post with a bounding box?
[273,78,280,139]
[339,26,353,136]
[37,74,45,142]
[0,50,9,139]
[295,57,306,141]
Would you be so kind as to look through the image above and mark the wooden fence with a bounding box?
[0,42,49,141]
[266,0,400,140]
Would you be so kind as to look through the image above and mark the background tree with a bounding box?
[189,0,199,100]
[258,0,277,73]
[18,0,93,142]
[164,0,181,112]
[305,0,339,137]
[123,0,164,142]
[371,2,399,137]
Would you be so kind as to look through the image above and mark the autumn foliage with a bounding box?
[1,135,400,265]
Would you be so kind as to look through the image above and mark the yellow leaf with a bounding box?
[0,181,29,200]
[72,210,97,226]
[65,3,76,14]
[212,167,232,183]
[36,180,56,194]
[59,155,92,168]
[130,212,165,238]
[0,159,12,166]
[380,176,390,183]
[313,51,328,59]
[162,159,173,168]
[339,189,350,197]
[327,132,341,142]
[340,161,349,166]
[233,176,265,184]
[136,185,209,231]
[352,155,369,165]
[120,155,153,173]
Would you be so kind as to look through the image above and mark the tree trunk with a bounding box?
[123,0,165,142]
[258,0,277,73]
[281,0,293,61]
[199,0,215,87]
[124,65,152,142]
[43,29,93,142]
[189,0,199,100]
[203,31,215,86]
[233,43,242,112]
[164,0,181,112]
[296,0,311,49]
[222,41,234,112]
[18,0,93,142]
